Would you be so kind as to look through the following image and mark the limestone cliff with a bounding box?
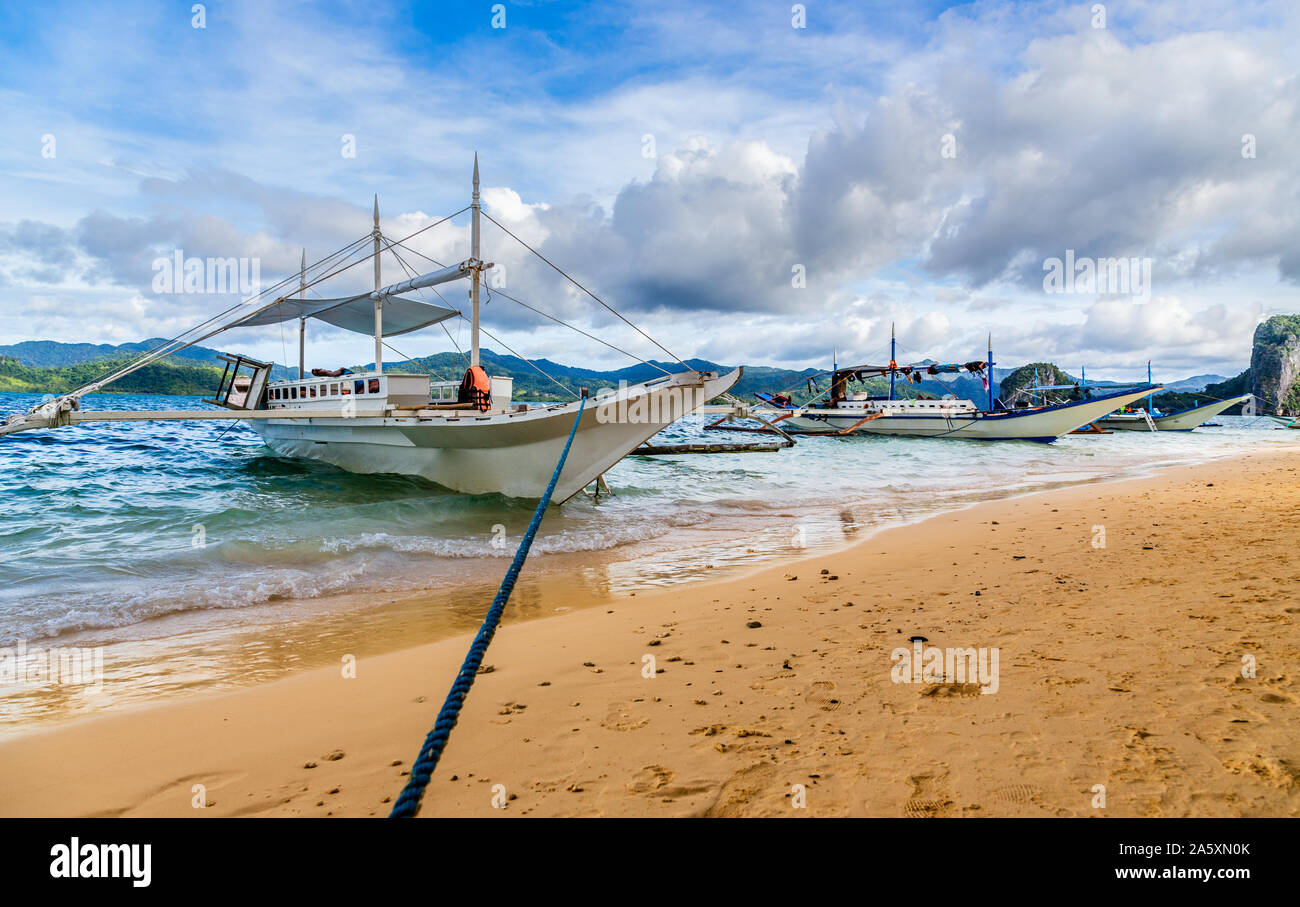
[1250,315,1300,414]
[998,362,1078,404]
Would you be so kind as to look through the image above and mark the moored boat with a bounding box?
[0,158,739,501]
[753,331,1160,442]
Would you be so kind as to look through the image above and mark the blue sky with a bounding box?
[1,0,1297,381]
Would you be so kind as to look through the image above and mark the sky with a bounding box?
[0,0,1297,382]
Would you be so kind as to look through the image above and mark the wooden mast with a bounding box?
[373,196,382,374]
[471,153,481,368]
[297,249,306,379]
[888,322,896,400]
[987,332,994,411]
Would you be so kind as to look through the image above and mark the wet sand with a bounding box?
[1,448,1297,817]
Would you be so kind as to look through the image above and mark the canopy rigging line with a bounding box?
[376,235,579,400]
[384,233,669,378]
[374,240,464,382]
[77,235,373,397]
[59,206,472,401]
[480,210,691,371]
[372,220,682,382]
[477,291,580,400]
[492,286,673,377]
[389,396,588,818]
[377,235,467,366]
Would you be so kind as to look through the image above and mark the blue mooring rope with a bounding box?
[389,397,587,818]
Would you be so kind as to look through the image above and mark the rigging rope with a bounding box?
[481,210,691,370]
[57,207,473,402]
[485,285,672,376]
[475,304,581,400]
[374,235,469,365]
[384,235,600,397]
[74,236,373,395]
[388,233,669,378]
[389,396,588,818]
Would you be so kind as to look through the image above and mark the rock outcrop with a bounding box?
[998,362,1075,404]
[1250,315,1300,415]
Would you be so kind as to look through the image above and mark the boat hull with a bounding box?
[247,369,740,501]
[1099,394,1251,431]
[778,388,1160,441]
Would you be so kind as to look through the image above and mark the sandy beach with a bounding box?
[1,448,1297,818]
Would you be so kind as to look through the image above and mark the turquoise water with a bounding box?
[2,390,1297,650]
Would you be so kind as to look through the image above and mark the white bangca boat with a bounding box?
[0,158,739,502]
[1096,396,1251,432]
[753,335,1160,442]
[1061,364,1253,432]
[1024,361,1248,431]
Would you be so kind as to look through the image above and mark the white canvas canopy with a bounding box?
[226,258,474,337]
[228,293,458,337]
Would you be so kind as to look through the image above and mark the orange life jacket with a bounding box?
[458,365,492,412]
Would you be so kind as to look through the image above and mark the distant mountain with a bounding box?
[0,338,297,379]
[0,338,1250,408]
[374,350,824,402]
[1164,374,1229,393]
[0,338,223,368]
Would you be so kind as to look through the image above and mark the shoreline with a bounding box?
[0,439,1254,736]
[1,447,1296,817]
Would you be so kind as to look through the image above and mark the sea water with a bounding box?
[1,391,1295,728]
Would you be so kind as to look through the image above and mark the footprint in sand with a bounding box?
[805,680,842,711]
[1221,753,1300,789]
[601,702,649,732]
[902,772,955,818]
[991,783,1039,804]
[920,682,983,698]
[627,765,674,794]
[703,761,778,817]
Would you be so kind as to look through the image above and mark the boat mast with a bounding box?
[471,153,481,368]
[373,196,382,375]
[987,333,994,411]
[297,249,306,379]
[888,322,896,401]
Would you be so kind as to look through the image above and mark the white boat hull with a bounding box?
[247,369,740,501]
[776,388,1160,441]
[1099,394,1251,431]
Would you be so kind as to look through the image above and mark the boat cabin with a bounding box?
[265,372,514,414]
[837,394,979,414]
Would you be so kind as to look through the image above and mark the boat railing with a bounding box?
[205,354,273,411]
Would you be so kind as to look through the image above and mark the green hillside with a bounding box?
[0,355,223,396]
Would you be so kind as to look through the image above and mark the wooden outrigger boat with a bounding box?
[1,158,740,501]
[1070,363,1254,432]
[746,330,1160,442]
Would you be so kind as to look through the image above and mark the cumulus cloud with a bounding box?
[0,0,1296,377]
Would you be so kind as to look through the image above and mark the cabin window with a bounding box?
[354,379,365,395]
[342,386,351,395]
[329,383,338,395]
[270,388,278,400]
[368,378,380,394]
[290,387,297,400]
[299,386,306,398]
[308,386,316,398]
